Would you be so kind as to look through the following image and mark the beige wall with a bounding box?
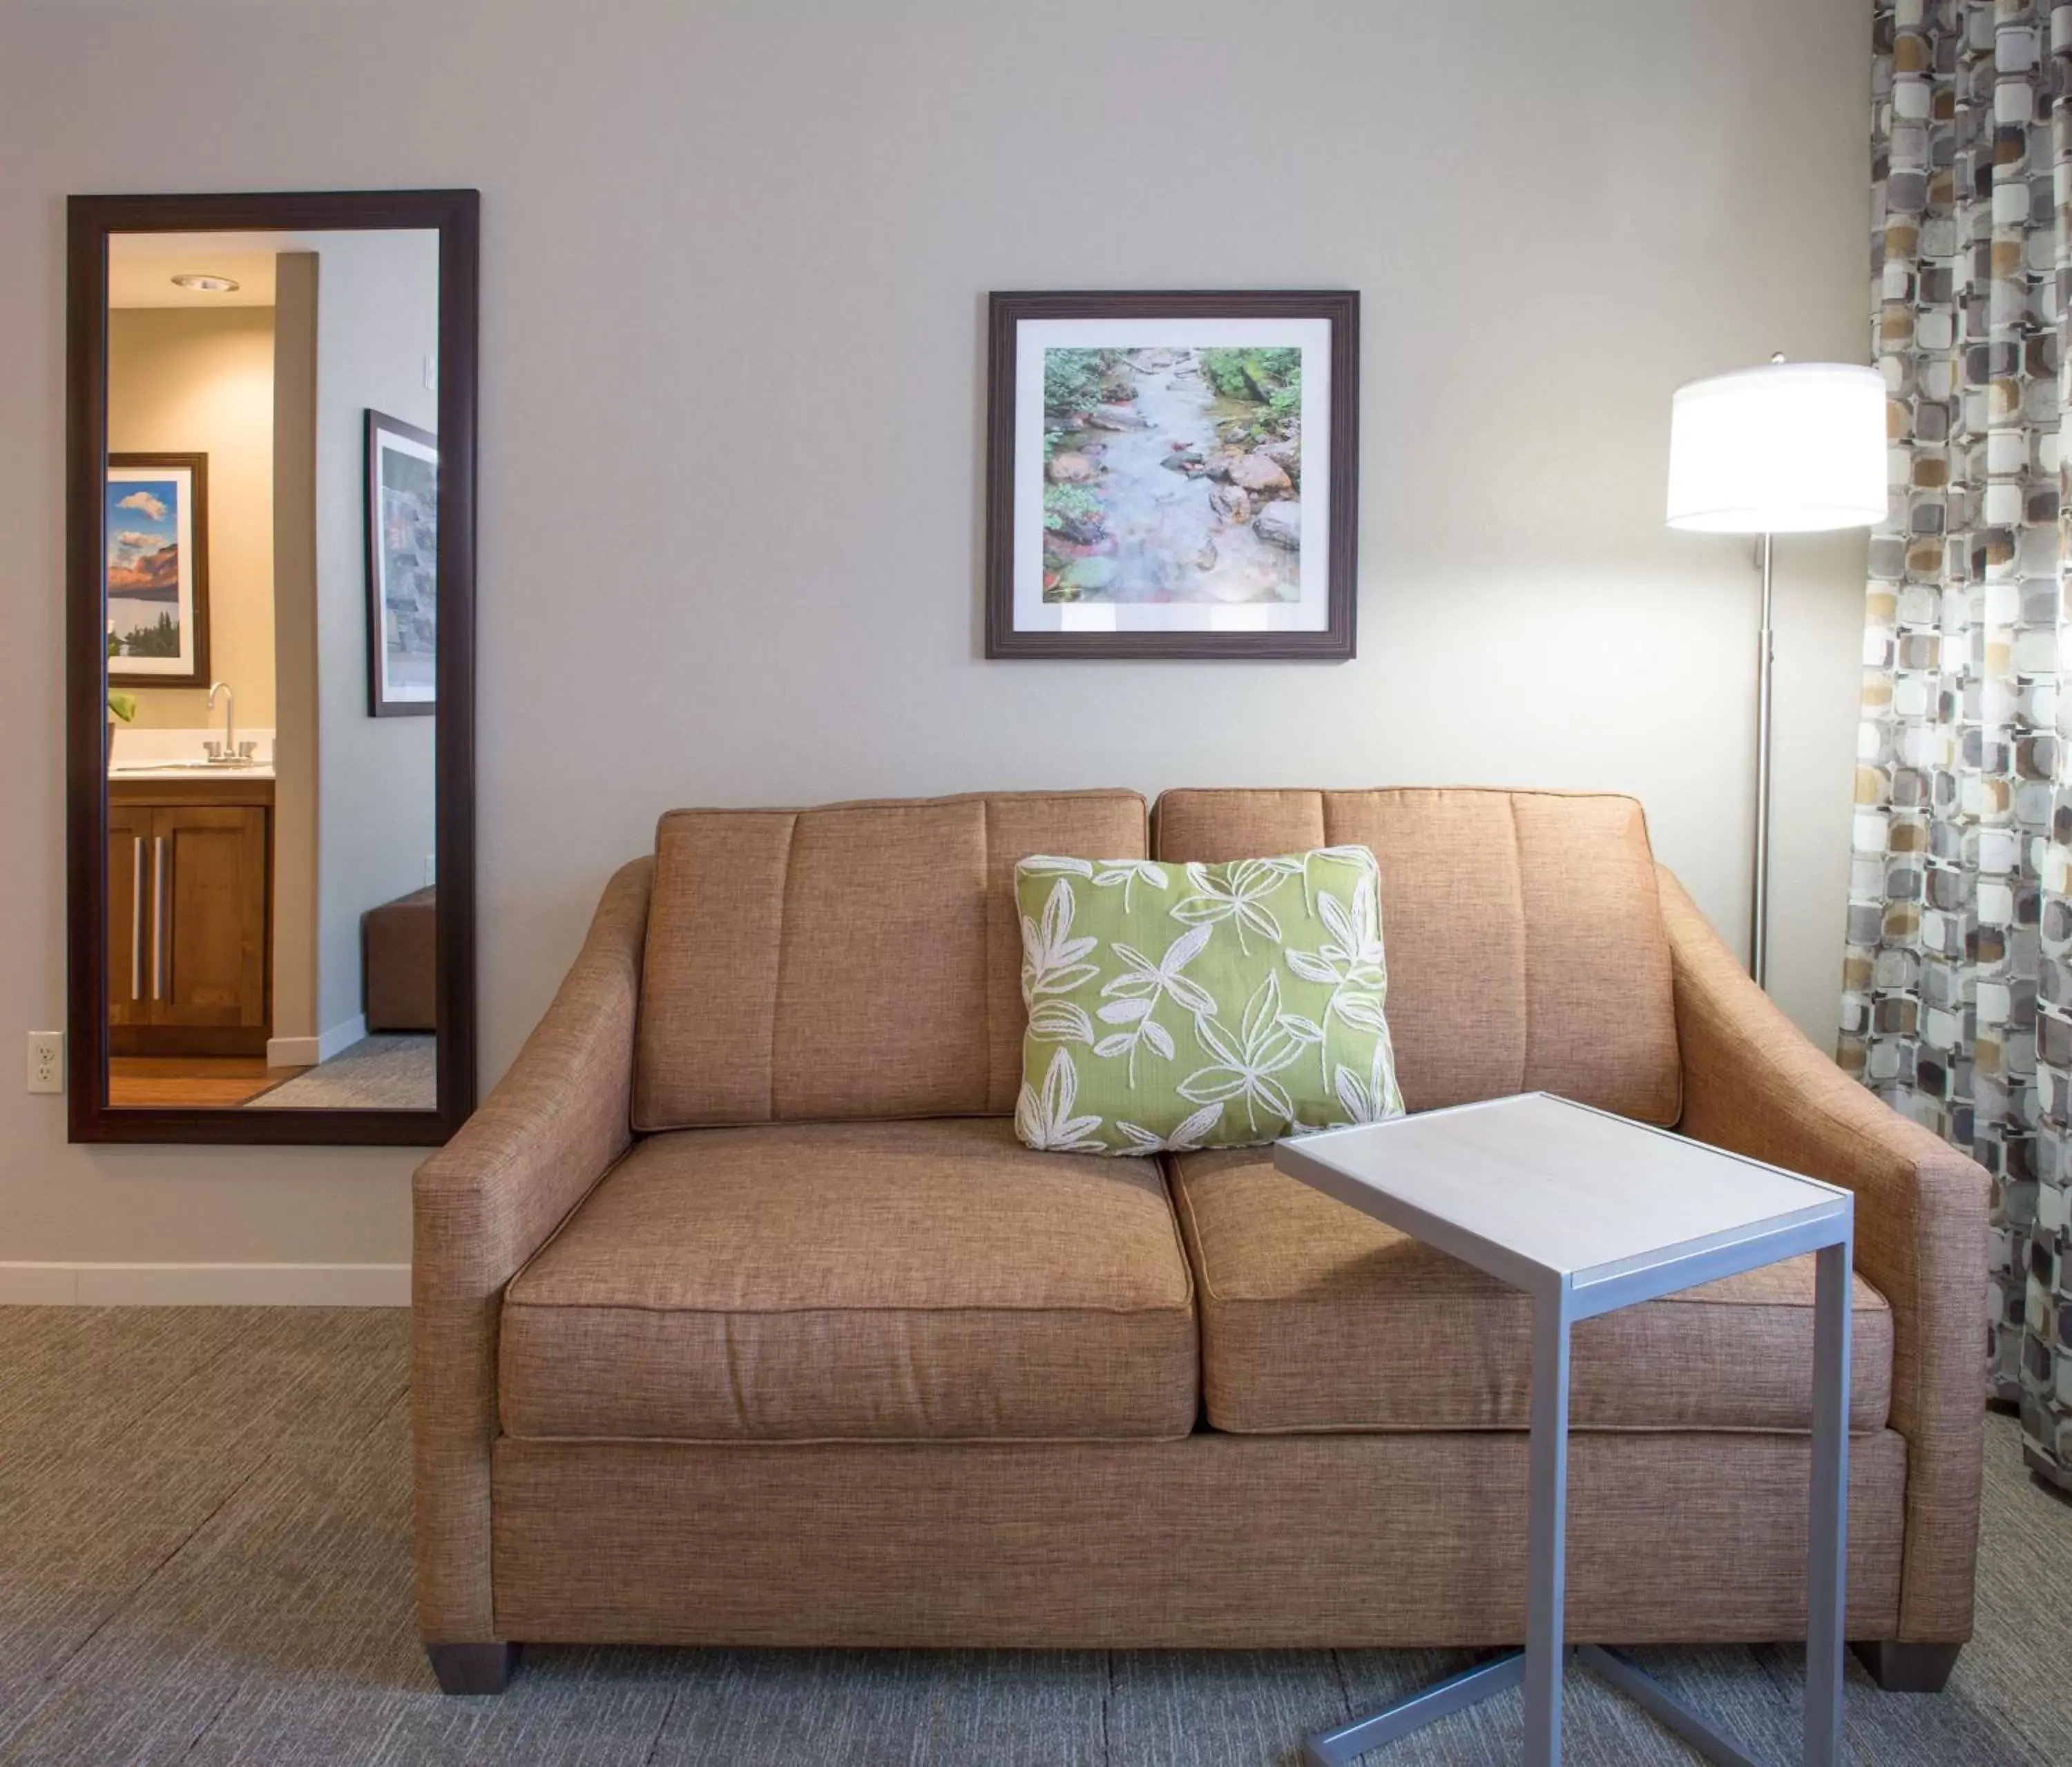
[105,306,275,729]
[0,0,1872,1268]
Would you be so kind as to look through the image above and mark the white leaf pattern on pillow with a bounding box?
[1169,858,1298,954]
[1019,877,1100,1005]
[1027,1000,1095,1044]
[1179,972,1309,1135]
[1116,1099,1225,1154]
[1014,1048,1107,1153]
[1334,993,1390,1035]
[1091,859,1169,910]
[1092,922,1216,1085]
[1333,1036,1403,1125]
[1097,997,1154,1026]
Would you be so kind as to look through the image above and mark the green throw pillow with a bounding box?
[1012,846,1403,1155]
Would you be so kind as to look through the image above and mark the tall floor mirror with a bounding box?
[66,191,478,1143]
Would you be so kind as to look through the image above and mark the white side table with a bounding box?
[1274,1091,1853,1767]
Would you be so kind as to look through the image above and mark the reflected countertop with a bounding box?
[108,763,276,783]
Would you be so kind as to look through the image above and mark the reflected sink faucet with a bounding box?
[207,680,235,761]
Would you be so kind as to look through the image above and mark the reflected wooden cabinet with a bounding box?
[107,779,272,1057]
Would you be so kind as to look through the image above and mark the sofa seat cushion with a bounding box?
[1171,1147,1892,1435]
[501,1118,1198,1442]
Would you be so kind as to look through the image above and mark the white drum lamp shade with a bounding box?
[1662,356,1886,995]
[1665,362,1886,534]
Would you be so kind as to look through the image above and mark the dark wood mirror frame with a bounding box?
[66,189,479,1145]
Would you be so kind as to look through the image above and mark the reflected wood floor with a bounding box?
[106,1056,294,1109]
[1,1306,2069,1765]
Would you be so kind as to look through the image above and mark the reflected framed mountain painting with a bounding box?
[984,290,1357,660]
[106,454,209,687]
[365,409,439,717]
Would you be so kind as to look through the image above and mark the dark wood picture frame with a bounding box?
[106,451,211,688]
[984,289,1358,661]
[364,408,439,718]
[67,188,480,1146]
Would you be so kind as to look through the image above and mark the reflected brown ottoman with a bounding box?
[363,886,437,1033]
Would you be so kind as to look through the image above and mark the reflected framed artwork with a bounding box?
[106,453,209,687]
[365,408,438,716]
[984,290,1357,660]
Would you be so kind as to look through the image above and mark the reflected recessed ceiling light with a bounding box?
[169,273,240,293]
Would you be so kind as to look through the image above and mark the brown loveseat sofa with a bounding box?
[412,787,1988,1696]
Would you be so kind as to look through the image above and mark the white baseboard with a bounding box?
[0,1262,410,1306]
[267,1015,367,1070]
[322,1015,369,1060]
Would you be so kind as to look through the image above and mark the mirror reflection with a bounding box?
[103,229,440,1111]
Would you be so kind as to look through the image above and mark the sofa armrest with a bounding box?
[412,857,652,1643]
[1657,868,1988,1643]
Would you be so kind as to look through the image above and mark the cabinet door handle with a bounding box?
[130,835,143,1001]
[152,834,165,1001]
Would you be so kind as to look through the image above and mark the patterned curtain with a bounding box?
[1844,0,2069,1496]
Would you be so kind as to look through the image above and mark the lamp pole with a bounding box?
[1751,530,1774,989]
[1665,353,1885,997]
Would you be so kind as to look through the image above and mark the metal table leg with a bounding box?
[1301,1653,1524,1766]
[1577,1647,1762,1767]
[1807,1231,1852,1766]
[1526,1285,1571,1766]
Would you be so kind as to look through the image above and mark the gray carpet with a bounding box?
[0,1308,2067,1766]
[247,1037,436,1111]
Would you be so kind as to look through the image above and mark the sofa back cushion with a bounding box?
[635,790,1148,1129]
[1151,787,1679,1124]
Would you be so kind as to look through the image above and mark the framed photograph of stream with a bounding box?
[365,408,439,716]
[985,290,1357,660]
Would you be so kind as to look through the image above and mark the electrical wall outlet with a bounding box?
[27,1031,64,1094]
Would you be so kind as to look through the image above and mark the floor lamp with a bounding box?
[1665,357,1886,988]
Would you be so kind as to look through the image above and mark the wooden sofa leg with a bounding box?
[1850,1640,1961,1692]
[427,1641,519,1694]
